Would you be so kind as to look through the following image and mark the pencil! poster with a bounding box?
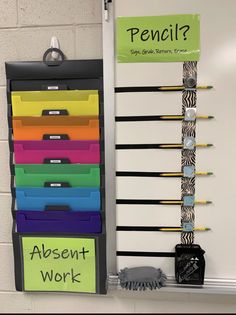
[116,14,200,62]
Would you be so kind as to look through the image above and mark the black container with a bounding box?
[175,244,205,285]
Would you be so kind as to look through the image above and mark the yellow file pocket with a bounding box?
[11,90,99,117]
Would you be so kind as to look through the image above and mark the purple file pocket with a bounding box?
[16,210,102,234]
[13,140,100,164]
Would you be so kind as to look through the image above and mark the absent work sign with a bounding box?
[116,14,200,62]
[22,237,96,293]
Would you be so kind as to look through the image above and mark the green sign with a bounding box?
[116,14,200,62]
[22,237,96,293]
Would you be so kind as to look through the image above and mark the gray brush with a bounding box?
[119,266,167,291]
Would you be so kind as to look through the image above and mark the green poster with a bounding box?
[116,14,200,62]
[22,237,96,293]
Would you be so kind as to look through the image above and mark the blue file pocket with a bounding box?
[15,187,101,211]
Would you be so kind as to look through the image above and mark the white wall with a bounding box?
[1,0,236,313]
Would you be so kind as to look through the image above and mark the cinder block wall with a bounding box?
[1,0,236,313]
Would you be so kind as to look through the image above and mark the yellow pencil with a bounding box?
[195,200,212,205]
[116,171,213,178]
[195,172,214,176]
[160,172,213,177]
[115,85,213,93]
[116,143,214,150]
[160,115,214,120]
[159,85,213,91]
[159,144,213,148]
[159,227,211,232]
[117,199,212,205]
[160,200,212,205]
[116,199,212,205]
[115,115,214,122]
[117,226,211,232]
[195,144,213,148]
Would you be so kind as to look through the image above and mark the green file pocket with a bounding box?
[15,164,101,187]
[13,231,106,293]
[11,90,99,117]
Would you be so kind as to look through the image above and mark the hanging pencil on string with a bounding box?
[115,85,213,93]
[115,115,214,122]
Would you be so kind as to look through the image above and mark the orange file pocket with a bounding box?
[12,116,100,140]
[11,90,99,117]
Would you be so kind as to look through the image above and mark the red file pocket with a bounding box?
[13,140,100,164]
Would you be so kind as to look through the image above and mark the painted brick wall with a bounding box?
[0,0,236,313]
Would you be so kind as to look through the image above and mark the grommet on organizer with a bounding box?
[183,137,196,150]
[183,76,197,88]
[42,36,64,66]
[183,195,195,207]
[182,222,194,232]
[185,108,197,121]
[183,165,195,178]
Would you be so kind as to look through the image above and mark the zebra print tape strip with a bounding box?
[181,61,197,245]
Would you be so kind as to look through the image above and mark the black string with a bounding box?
[117,251,175,257]
[115,86,183,93]
[116,199,180,205]
[116,171,181,177]
[115,115,182,122]
[117,226,180,232]
[116,143,179,150]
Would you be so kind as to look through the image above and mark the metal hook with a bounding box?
[104,0,112,21]
[50,36,60,60]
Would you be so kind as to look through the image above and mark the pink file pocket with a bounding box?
[13,140,100,164]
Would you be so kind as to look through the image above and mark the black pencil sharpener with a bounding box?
[175,244,205,285]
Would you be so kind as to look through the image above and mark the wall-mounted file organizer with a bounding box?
[6,57,107,294]
[12,116,100,140]
[15,164,100,187]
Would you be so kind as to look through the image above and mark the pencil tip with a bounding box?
[207,86,213,89]
[207,201,212,204]
[206,228,211,231]
[208,116,214,119]
[207,144,214,147]
[208,172,214,175]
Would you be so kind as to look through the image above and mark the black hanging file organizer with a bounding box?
[6,50,107,294]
